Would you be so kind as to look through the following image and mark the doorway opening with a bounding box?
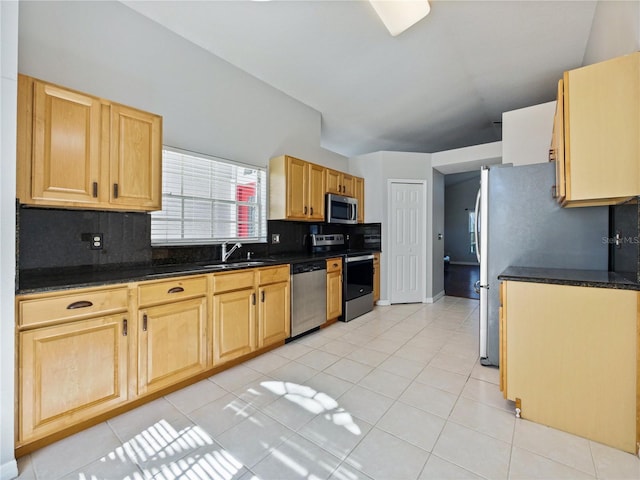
[444,171,480,299]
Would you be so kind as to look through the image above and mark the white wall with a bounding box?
[432,141,502,175]
[18,1,347,171]
[502,102,556,166]
[350,151,435,303]
[583,0,640,66]
[0,1,18,478]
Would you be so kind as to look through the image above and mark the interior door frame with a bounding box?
[386,179,428,304]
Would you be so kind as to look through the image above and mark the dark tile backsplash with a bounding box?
[609,198,640,282]
[18,206,151,270]
[18,207,382,272]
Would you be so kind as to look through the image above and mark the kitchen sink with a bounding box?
[200,260,268,270]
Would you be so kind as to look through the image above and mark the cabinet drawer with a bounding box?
[138,276,207,307]
[326,258,342,273]
[213,270,255,293]
[18,287,129,328]
[257,265,290,285]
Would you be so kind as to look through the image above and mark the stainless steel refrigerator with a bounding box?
[474,162,608,366]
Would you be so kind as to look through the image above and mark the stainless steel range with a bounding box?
[310,233,374,322]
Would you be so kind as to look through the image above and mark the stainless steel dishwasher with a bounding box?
[290,260,327,338]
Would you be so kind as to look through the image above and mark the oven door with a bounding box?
[344,255,374,301]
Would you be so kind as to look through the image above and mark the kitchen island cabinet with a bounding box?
[500,279,639,453]
[552,53,640,207]
[17,74,162,211]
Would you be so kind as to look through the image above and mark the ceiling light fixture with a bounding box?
[369,0,431,36]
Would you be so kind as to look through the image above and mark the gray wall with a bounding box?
[18,1,347,171]
[445,175,480,264]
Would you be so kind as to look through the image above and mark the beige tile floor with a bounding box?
[15,297,640,480]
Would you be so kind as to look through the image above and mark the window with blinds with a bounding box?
[151,148,267,245]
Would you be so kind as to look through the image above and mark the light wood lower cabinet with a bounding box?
[213,287,256,364]
[373,253,380,304]
[17,287,129,445]
[500,280,639,453]
[213,266,291,363]
[326,257,343,321]
[16,265,291,452]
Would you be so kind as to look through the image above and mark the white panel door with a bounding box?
[390,182,425,304]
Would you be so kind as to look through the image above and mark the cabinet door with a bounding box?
[308,163,326,220]
[342,173,355,197]
[372,253,380,303]
[138,297,207,395]
[563,53,640,205]
[31,81,102,205]
[286,156,308,219]
[258,281,290,347]
[110,104,162,210]
[325,169,342,194]
[19,314,128,443]
[326,270,343,320]
[354,176,365,223]
[213,288,256,364]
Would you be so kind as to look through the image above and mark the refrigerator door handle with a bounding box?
[474,187,481,264]
[474,280,481,294]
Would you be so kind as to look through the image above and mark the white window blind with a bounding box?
[151,148,267,245]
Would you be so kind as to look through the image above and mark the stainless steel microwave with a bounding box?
[326,193,358,224]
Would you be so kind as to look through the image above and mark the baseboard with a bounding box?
[449,261,480,266]
[1,459,18,480]
[425,290,445,303]
[376,299,391,306]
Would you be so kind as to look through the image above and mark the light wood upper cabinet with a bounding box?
[326,257,343,321]
[326,169,355,196]
[354,176,365,223]
[269,155,325,221]
[17,74,162,211]
[553,53,640,207]
[501,280,639,453]
[109,104,162,209]
[29,80,102,205]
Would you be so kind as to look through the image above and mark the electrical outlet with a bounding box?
[90,233,103,250]
[271,233,280,244]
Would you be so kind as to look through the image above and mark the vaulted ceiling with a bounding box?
[123,0,598,157]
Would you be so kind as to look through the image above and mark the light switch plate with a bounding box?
[271,233,280,244]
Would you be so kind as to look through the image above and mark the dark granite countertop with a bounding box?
[17,249,380,294]
[498,266,640,291]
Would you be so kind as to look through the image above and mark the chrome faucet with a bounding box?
[221,242,242,262]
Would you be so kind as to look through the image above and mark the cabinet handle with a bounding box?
[167,286,184,294]
[92,182,98,198]
[551,185,557,198]
[310,207,313,215]
[339,185,343,192]
[67,300,93,310]
[304,206,308,215]
[143,313,148,331]
[261,291,265,302]
[333,263,338,268]
[123,319,128,336]
[113,183,119,199]
[252,293,256,305]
